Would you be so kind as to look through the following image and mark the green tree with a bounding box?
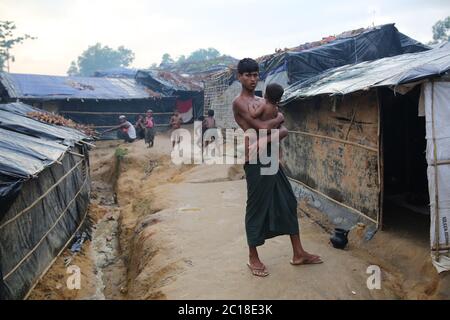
[68,43,135,76]
[160,53,174,66]
[0,21,35,72]
[186,48,221,62]
[67,61,79,76]
[432,16,450,43]
[177,54,186,64]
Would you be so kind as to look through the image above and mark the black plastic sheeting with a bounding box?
[259,24,430,85]
[280,42,450,104]
[0,148,90,300]
[0,101,91,299]
[0,175,23,219]
[0,128,68,179]
[55,98,178,139]
[0,101,87,230]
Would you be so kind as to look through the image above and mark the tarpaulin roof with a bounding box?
[259,24,430,85]
[0,102,87,147]
[136,70,203,96]
[0,72,154,100]
[0,128,68,179]
[0,102,89,181]
[280,42,450,105]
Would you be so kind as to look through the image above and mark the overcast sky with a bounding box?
[1,0,449,75]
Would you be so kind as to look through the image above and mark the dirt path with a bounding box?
[111,135,400,300]
[29,131,449,300]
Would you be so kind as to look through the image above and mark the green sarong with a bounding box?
[244,161,299,247]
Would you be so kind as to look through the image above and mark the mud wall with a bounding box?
[281,90,380,223]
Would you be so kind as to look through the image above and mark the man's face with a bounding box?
[119,118,126,123]
[239,71,259,91]
[147,112,152,117]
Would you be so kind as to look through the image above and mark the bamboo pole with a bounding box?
[288,176,378,225]
[68,150,84,158]
[431,81,441,261]
[345,110,356,140]
[430,160,450,166]
[59,111,173,115]
[288,130,378,153]
[77,140,96,147]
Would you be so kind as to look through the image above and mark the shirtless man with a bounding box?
[232,58,322,277]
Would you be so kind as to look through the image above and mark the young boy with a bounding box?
[248,83,285,163]
[145,109,155,148]
[249,83,284,122]
[203,109,217,148]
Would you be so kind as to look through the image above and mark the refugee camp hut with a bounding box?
[0,102,91,299]
[0,73,176,139]
[136,70,204,123]
[279,43,450,273]
[205,24,429,129]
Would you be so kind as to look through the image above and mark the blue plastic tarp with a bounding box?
[0,73,152,100]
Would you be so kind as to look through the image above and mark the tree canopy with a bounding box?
[156,47,237,73]
[432,16,450,43]
[68,43,135,76]
[0,21,35,72]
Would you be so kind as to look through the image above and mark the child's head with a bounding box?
[207,109,214,117]
[264,83,284,105]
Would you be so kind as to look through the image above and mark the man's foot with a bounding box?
[290,252,323,265]
[247,262,269,277]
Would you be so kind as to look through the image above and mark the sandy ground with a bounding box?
[29,129,450,300]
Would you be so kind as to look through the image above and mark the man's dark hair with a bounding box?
[237,58,259,74]
[265,83,284,104]
[207,109,214,117]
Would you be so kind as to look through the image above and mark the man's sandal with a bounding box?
[247,262,269,277]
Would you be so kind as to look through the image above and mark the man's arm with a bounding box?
[233,100,284,130]
[249,102,264,119]
[102,124,122,133]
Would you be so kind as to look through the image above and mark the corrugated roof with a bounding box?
[280,42,450,105]
[0,73,154,100]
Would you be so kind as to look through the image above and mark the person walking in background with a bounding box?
[145,109,156,148]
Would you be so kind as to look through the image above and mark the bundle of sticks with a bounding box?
[27,111,97,137]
